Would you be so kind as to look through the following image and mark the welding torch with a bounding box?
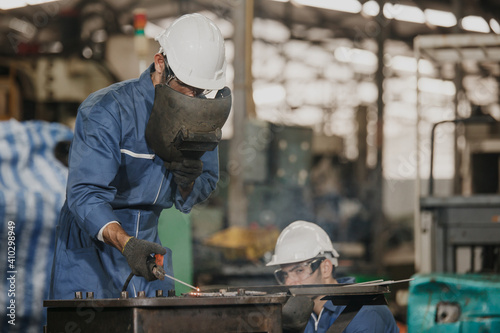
[122,254,198,292]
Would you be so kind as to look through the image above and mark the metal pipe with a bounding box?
[429,115,496,196]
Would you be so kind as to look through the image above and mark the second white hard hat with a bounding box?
[266,220,339,267]
[155,13,227,90]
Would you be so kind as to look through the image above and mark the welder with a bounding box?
[267,221,400,333]
[49,13,230,299]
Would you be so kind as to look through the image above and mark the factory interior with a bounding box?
[1,0,500,332]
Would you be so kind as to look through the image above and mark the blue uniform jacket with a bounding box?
[304,277,400,333]
[49,64,219,300]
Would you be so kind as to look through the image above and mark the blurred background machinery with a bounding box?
[1,1,500,332]
[408,33,500,333]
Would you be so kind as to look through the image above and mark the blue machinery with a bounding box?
[408,273,500,332]
[409,194,500,332]
[410,194,500,332]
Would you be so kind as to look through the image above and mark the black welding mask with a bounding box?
[145,83,231,165]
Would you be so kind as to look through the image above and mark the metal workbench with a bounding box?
[44,292,287,333]
[44,283,393,333]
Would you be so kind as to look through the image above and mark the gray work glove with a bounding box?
[169,159,203,188]
[282,296,314,333]
[122,237,166,281]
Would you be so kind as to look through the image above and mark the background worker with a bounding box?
[267,220,399,333]
[49,13,227,300]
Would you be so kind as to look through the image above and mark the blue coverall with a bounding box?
[49,64,219,300]
[304,277,400,333]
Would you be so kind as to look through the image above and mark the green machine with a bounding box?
[408,273,500,332]
[157,208,193,295]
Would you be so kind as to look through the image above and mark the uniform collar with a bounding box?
[139,63,156,112]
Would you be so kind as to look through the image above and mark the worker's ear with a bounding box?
[154,53,166,75]
[320,259,333,278]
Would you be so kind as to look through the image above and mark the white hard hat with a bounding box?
[266,221,339,267]
[155,13,226,90]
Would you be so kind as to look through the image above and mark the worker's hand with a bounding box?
[122,237,166,281]
[169,159,203,188]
